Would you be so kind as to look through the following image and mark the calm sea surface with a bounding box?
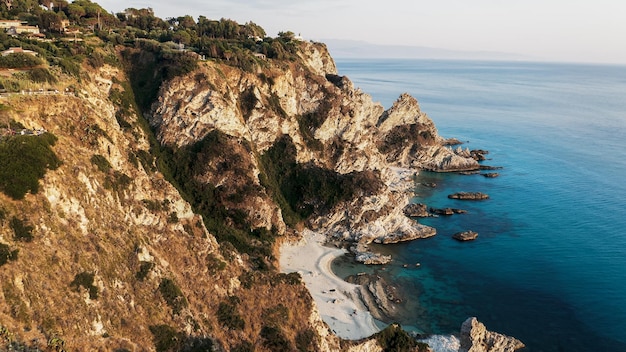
[331,59,626,351]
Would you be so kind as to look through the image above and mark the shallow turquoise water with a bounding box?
[332,59,626,351]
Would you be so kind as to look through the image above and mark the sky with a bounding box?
[96,0,626,64]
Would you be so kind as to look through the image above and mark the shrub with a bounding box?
[206,254,226,274]
[374,323,425,352]
[260,135,383,219]
[70,272,98,299]
[263,305,290,326]
[148,325,213,352]
[10,217,33,242]
[149,325,182,352]
[90,154,112,173]
[0,53,42,68]
[104,171,132,194]
[260,325,293,352]
[217,298,245,331]
[0,243,18,267]
[135,261,153,281]
[166,212,178,224]
[296,329,317,352]
[158,278,187,315]
[26,68,57,83]
[58,58,80,77]
[0,134,61,199]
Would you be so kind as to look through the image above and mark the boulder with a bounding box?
[453,231,478,241]
[470,149,489,161]
[403,203,429,217]
[482,173,499,178]
[459,317,525,352]
[448,192,489,200]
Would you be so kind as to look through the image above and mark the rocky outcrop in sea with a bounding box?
[448,192,490,200]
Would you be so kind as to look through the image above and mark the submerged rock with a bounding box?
[448,192,490,200]
[479,165,504,171]
[430,207,468,216]
[482,173,500,178]
[459,317,525,352]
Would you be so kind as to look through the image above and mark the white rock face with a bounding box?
[459,317,525,352]
[149,39,478,262]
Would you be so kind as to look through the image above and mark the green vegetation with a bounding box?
[159,130,277,267]
[9,217,33,242]
[69,272,98,299]
[0,243,18,267]
[0,133,61,200]
[379,124,435,154]
[90,154,112,173]
[374,323,430,352]
[217,296,245,331]
[149,325,182,352]
[260,325,293,352]
[296,329,317,352]
[296,90,335,151]
[158,278,187,315]
[148,325,213,352]
[260,135,383,220]
[26,67,57,83]
[206,254,226,274]
[47,337,65,352]
[0,53,42,69]
[135,261,154,281]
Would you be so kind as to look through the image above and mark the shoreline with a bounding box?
[279,229,383,340]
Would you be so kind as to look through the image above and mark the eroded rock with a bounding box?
[452,231,478,241]
[459,317,525,352]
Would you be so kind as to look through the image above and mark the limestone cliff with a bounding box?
[0,57,343,351]
[149,40,476,264]
[1,32,478,352]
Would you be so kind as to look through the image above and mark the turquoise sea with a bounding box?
[331,59,626,351]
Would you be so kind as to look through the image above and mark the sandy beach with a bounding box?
[279,230,382,340]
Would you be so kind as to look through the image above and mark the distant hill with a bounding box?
[323,39,533,61]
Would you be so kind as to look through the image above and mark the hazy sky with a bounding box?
[97,0,626,64]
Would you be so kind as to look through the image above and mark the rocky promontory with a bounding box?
[460,317,525,352]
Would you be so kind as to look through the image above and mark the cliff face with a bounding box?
[0,59,341,351]
[149,41,476,263]
[1,39,477,351]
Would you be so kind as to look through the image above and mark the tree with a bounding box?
[39,11,64,32]
[177,15,195,30]
[172,30,191,46]
[66,3,85,21]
